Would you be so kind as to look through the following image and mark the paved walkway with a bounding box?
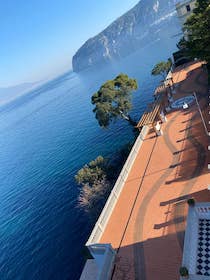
[99,61,210,280]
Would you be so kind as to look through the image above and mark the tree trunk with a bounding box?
[119,110,137,126]
[119,110,130,121]
[127,115,137,126]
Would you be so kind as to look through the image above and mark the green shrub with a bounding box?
[179,266,189,277]
[187,198,195,206]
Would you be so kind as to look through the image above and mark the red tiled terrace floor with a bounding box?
[99,61,210,280]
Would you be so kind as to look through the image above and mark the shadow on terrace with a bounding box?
[112,189,210,280]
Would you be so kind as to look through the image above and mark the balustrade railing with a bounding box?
[86,125,149,246]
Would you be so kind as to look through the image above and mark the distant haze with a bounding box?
[72,0,181,72]
[0,82,41,106]
[0,0,139,87]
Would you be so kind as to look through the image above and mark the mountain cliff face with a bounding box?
[72,0,180,72]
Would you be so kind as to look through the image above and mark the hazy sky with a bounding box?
[0,0,139,87]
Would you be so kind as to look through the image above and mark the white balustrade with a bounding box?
[86,125,149,246]
[80,125,149,280]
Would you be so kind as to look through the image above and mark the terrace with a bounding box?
[80,60,210,280]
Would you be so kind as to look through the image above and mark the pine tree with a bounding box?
[91,73,138,128]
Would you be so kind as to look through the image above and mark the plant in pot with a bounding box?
[179,266,189,278]
[187,198,195,207]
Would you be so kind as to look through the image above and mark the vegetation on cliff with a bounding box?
[75,156,111,212]
[75,142,134,214]
[91,73,138,128]
[75,73,138,215]
[151,59,172,79]
[178,0,210,66]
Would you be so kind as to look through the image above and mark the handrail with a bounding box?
[86,125,149,246]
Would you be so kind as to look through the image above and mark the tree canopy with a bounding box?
[75,156,106,186]
[75,156,111,212]
[151,59,172,79]
[91,73,138,128]
[179,0,210,64]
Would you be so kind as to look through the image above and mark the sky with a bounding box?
[0,0,139,87]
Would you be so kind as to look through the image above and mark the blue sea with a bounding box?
[0,38,179,279]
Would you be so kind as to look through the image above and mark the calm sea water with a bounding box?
[0,37,179,279]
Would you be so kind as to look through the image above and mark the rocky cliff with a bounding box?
[72,0,180,72]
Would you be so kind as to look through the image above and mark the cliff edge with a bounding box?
[72,0,180,72]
